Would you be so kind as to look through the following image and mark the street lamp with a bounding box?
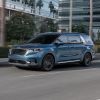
[69,0,73,33]
[0,0,5,46]
[89,0,93,37]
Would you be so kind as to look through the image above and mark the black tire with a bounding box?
[15,66,22,69]
[81,53,92,66]
[41,54,55,71]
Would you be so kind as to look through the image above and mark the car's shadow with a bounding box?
[16,61,100,72]
[53,62,99,72]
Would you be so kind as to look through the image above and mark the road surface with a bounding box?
[0,60,100,100]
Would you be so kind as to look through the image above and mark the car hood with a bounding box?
[13,43,53,49]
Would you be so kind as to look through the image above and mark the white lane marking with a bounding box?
[96,99,100,100]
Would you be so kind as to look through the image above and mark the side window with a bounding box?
[56,35,68,43]
[67,36,81,43]
[84,36,93,45]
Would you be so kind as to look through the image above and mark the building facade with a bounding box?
[5,0,59,19]
[58,0,100,33]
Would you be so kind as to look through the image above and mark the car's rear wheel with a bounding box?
[41,54,55,71]
[81,53,92,66]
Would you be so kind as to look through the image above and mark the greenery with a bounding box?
[97,48,100,53]
[95,44,100,53]
[6,12,36,43]
[36,0,44,14]
[49,1,57,18]
[72,24,88,33]
[0,47,9,58]
[40,19,58,33]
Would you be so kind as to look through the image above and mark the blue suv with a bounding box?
[8,32,95,71]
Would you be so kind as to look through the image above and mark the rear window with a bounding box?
[83,35,93,45]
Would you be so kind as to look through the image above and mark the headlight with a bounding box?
[26,48,43,55]
[9,49,12,54]
[33,48,43,52]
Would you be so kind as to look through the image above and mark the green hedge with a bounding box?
[97,48,100,53]
[0,47,9,58]
[95,44,100,53]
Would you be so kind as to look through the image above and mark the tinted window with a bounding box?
[28,34,59,44]
[67,36,81,43]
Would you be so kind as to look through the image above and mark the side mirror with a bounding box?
[80,41,86,45]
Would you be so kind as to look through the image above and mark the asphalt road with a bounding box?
[0,60,100,100]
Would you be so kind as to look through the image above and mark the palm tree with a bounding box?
[49,1,54,15]
[52,8,58,18]
[36,0,43,14]
[28,0,35,13]
[22,0,28,10]
[22,0,28,4]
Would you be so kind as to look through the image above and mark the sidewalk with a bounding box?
[95,53,100,60]
[0,58,8,63]
[0,53,100,67]
[0,58,10,67]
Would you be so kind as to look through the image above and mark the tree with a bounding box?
[40,19,58,33]
[52,8,58,18]
[49,1,54,16]
[49,1,58,18]
[22,0,28,4]
[72,24,88,33]
[28,0,35,13]
[97,31,100,40]
[36,0,43,14]
[22,0,28,10]
[6,12,36,42]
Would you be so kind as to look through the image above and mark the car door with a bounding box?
[55,35,70,62]
[67,35,84,60]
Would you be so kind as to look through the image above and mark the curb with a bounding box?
[0,62,11,67]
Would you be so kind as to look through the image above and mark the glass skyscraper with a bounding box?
[58,0,100,33]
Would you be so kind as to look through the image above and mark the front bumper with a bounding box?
[8,53,41,67]
[9,59,38,67]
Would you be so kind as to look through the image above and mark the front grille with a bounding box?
[11,49,26,55]
[9,59,26,64]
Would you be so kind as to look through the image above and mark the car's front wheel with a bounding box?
[41,54,55,71]
[81,53,92,66]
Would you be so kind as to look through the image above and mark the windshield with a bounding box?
[28,34,59,44]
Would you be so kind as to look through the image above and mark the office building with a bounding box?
[58,0,100,33]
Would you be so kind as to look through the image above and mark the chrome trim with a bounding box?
[9,62,29,67]
[58,60,80,64]
[9,62,38,67]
